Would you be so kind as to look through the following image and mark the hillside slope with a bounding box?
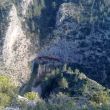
[0,0,110,88]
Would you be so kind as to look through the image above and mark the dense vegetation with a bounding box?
[0,65,110,110]
[0,75,18,108]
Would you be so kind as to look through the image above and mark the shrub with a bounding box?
[101,104,110,110]
[0,75,17,107]
[90,91,110,104]
[48,93,76,110]
[0,93,11,107]
[0,75,17,96]
[35,101,47,110]
[24,92,40,101]
[63,64,67,72]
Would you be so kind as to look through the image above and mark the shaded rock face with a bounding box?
[38,0,110,87]
[0,3,11,58]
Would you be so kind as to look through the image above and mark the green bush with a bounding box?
[20,93,76,110]
[90,91,110,104]
[24,92,40,101]
[0,75,17,107]
[0,93,11,107]
[0,75,17,96]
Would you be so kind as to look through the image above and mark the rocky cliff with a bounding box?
[38,0,110,87]
[0,0,110,87]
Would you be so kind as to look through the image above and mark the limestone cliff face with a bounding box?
[0,0,110,87]
[0,0,40,83]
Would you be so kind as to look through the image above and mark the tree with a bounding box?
[58,77,68,89]
[63,64,67,72]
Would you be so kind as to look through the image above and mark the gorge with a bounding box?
[0,0,110,88]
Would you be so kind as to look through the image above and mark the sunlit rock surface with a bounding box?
[0,0,39,83]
